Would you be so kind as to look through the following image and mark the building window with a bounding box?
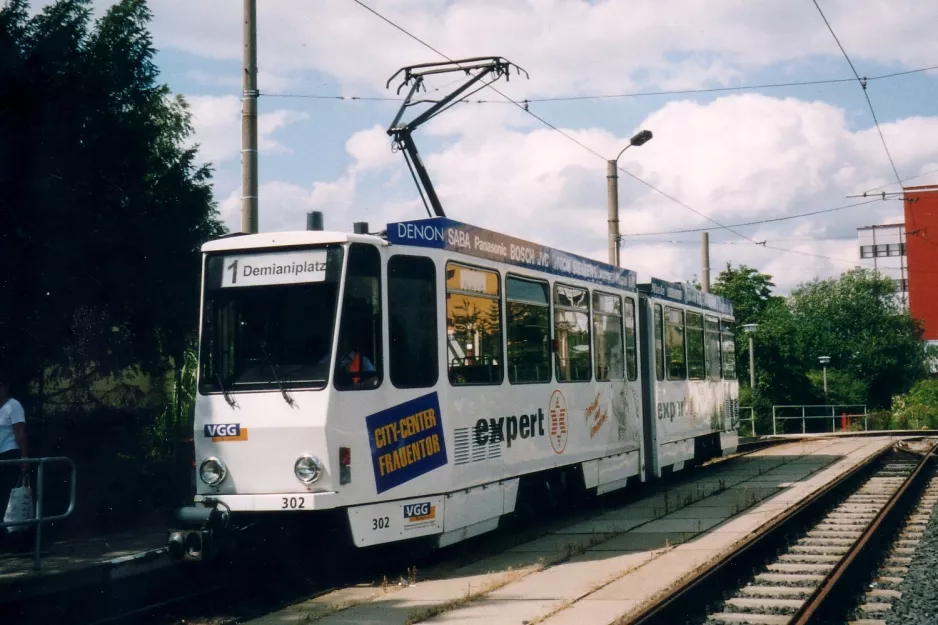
[554,283,591,382]
[874,244,888,257]
[446,262,503,386]
[334,244,382,390]
[388,255,438,388]
[895,278,908,292]
[593,291,625,381]
[887,243,902,257]
[506,276,551,384]
[860,245,873,259]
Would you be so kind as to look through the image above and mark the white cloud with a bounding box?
[261,93,938,293]
[141,0,938,96]
[186,95,309,164]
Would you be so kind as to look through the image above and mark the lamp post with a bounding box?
[607,129,653,266]
[818,356,831,400]
[742,324,759,390]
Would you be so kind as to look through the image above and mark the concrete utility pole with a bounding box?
[607,160,619,266]
[743,324,759,390]
[607,130,653,266]
[701,231,710,293]
[241,0,259,234]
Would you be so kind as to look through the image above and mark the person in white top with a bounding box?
[1,370,29,550]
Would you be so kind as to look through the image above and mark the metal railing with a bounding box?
[1,456,77,571]
[772,405,868,436]
[738,406,756,437]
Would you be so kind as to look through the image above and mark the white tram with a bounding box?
[167,217,739,561]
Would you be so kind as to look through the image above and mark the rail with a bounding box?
[772,404,867,435]
[737,406,756,437]
[790,439,938,624]
[0,456,77,571]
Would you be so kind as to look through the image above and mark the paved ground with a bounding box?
[0,528,166,603]
[246,436,905,625]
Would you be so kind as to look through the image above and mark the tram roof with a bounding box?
[385,217,638,292]
[202,230,385,253]
[638,278,734,316]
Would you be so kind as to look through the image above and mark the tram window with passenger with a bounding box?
[554,284,591,382]
[686,311,706,380]
[445,262,503,385]
[198,245,344,394]
[664,306,687,381]
[388,255,438,388]
[506,276,551,384]
[593,291,624,381]
[334,243,382,390]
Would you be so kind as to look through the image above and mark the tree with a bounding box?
[712,263,782,327]
[788,269,928,408]
[0,0,225,406]
[712,263,783,392]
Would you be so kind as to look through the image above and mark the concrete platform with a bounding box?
[0,528,167,603]
[250,435,908,625]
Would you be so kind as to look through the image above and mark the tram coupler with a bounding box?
[167,504,228,563]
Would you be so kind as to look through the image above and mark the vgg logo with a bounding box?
[204,423,241,437]
[403,502,432,519]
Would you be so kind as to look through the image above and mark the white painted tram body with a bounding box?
[168,217,738,561]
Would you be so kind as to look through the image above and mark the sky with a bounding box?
[32,0,938,293]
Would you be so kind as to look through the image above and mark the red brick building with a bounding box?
[904,184,938,343]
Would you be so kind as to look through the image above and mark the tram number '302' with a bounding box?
[372,516,390,530]
[282,497,305,509]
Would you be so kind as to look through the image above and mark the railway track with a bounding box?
[625,438,938,625]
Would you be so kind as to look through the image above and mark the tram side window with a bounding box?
[685,311,705,380]
[445,262,503,385]
[555,284,591,382]
[625,298,638,381]
[705,315,722,381]
[388,255,438,388]
[654,304,664,381]
[593,292,624,381]
[506,276,551,384]
[334,244,383,390]
[721,320,737,380]
[664,306,686,381]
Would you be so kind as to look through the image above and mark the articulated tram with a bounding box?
[167,216,739,561]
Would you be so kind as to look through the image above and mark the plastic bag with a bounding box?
[4,474,34,534]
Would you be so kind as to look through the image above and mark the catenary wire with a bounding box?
[349,0,757,243]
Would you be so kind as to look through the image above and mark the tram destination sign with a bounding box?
[205,249,332,289]
[646,277,734,316]
[387,218,637,291]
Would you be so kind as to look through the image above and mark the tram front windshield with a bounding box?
[198,245,344,394]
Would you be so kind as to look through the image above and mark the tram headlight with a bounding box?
[199,457,227,486]
[294,455,323,484]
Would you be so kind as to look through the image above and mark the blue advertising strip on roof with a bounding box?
[641,277,734,316]
[386,217,637,291]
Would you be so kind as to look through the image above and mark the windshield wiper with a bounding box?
[215,371,237,408]
[260,340,296,407]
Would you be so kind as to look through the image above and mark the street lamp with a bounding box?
[607,130,654,266]
[742,324,759,390]
[818,356,831,400]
